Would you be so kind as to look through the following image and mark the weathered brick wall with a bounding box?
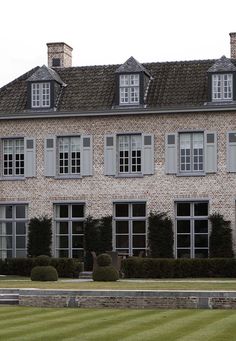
[0,111,236,248]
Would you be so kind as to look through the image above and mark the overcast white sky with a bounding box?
[1,0,236,87]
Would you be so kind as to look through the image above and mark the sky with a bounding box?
[1,0,236,87]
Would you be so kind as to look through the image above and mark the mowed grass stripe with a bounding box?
[1,308,140,340]
[19,309,148,341]
[118,309,226,341]
[176,310,236,341]
[0,308,114,339]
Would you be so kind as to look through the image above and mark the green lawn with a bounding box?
[0,306,235,340]
[1,276,236,290]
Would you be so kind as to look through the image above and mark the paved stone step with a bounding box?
[79,271,93,279]
[0,294,19,305]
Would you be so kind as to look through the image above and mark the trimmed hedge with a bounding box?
[122,257,236,278]
[31,266,58,281]
[97,253,112,267]
[0,257,82,278]
[93,266,119,281]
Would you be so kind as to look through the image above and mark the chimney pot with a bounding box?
[47,42,73,68]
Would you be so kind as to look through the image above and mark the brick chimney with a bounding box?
[47,42,73,68]
[229,33,236,59]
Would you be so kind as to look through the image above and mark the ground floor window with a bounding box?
[0,204,27,258]
[54,203,85,258]
[175,201,209,258]
[113,202,147,256]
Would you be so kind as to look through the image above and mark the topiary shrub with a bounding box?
[27,216,52,257]
[97,253,112,267]
[93,266,119,282]
[34,255,50,266]
[31,266,58,281]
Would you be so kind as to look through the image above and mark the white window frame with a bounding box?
[119,74,140,105]
[175,201,209,259]
[179,132,204,174]
[212,74,233,101]
[113,202,147,256]
[31,82,50,108]
[0,204,28,259]
[2,138,24,177]
[117,134,142,174]
[54,203,85,259]
[57,136,81,176]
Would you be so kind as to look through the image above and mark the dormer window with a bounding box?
[31,82,50,108]
[120,74,140,105]
[212,74,232,101]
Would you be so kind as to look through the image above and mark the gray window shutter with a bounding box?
[25,138,36,177]
[227,132,236,172]
[142,134,154,175]
[165,133,177,174]
[205,131,217,173]
[104,135,116,175]
[81,135,92,176]
[44,137,56,177]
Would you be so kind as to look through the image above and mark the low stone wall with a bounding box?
[16,289,236,309]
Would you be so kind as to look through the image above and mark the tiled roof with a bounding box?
[207,56,236,72]
[0,57,233,115]
[115,56,151,77]
[27,65,66,86]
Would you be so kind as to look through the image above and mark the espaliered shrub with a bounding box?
[122,257,236,278]
[209,213,234,258]
[148,212,174,258]
[31,266,58,281]
[84,216,112,270]
[27,216,52,257]
[0,257,82,278]
[93,253,119,281]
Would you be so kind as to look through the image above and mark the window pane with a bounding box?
[56,222,68,234]
[195,235,208,248]
[72,222,84,234]
[177,249,190,258]
[115,204,129,217]
[116,235,129,248]
[177,220,190,233]
[133,221,146,234]
[177,235,190,247]
[16,236,26,248]
[58,250,68,258]
[72,250,84,259]
[72,236,84,248]
[194,203,208,216]
[132,204,145,217]
[58,205,68,218]
[0,236,12,248]
[16,250,27,258]
[6,206,12,219]
[195,249,208,258]
[116,221,128,234]
[177,203,190,216]
[133,235,145,248]
[72,205,84,218]
[194,220,208,233]
[58,236,68,248]
[0,223,12,235]
[16,222,26,235]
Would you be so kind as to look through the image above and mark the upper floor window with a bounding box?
[3,139,24,177]
[179,133,204,173]
[58,137,81,176]
[118,135,141,174]
[212,74,232,101]
[31,82,50,108]
[119,74,139,105]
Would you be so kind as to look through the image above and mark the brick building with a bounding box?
[0,34,236,259]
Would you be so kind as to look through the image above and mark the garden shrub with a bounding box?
[34,255,50,266]
[50,258,82,278]
[122,257,236,278]
[148,212,174,258]
[209,213,234,258]
[27,216,52,257]
[97,253,112,267]
[31,266,58,281]
[93,266,119,281]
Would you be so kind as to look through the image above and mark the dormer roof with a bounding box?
[115,56,151,77]
[26,65,66,86]
[207,55,236,73]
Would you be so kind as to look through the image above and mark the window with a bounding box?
[114,202,146,256]
[175,202,209,259]
[212,74,232,101]
[58,137,81,175]
[0,204,27,259]
[179,133,204,173]
[119,74,139,104]
[54,204,85,258]
[31,82,50,108]
[3,139,24,177]
[118,135,141,174]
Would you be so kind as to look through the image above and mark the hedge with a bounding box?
[122,257,236,278]
[31,266,58,281]
[0,257,82,278]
